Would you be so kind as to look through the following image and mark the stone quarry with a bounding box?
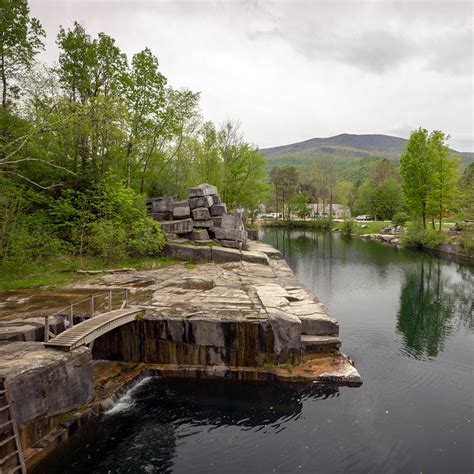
[147,183,249,250]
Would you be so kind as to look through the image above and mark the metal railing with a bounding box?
[44,288,129,342]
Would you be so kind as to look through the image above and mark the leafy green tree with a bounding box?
[291,192,311,220]
[0,0,45,109]
[400,128,433,228]
[311,156,337,217]
[270,165,299,219]
[426,131,459,230]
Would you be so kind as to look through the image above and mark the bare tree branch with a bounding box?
[1,170,63,189]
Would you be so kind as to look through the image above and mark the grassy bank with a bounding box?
[0,255,179,291]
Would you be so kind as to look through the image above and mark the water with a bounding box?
[33,230,474,473]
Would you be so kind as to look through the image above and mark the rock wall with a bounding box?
[92,316,277,367]
[0,342,93,449]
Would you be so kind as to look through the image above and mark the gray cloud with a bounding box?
[29,0,473,151]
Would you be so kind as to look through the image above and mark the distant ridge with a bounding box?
[260,133,473,163]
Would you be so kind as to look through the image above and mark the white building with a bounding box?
[308,203,351,219]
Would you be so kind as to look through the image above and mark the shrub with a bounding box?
[341,219,355,236]
[87,220,128,260]
[401,225,449,248]
[392,211,410,227]
[128,217,165,256]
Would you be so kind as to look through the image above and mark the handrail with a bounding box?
[44,288,130,342]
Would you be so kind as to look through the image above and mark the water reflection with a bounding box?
[33,378,339,474]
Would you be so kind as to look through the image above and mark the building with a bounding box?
[308,203,351,219]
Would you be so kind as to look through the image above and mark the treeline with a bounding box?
[269,130,473,234]
[0,0,269,273]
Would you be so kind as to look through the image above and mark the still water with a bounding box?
[34,230,473,473]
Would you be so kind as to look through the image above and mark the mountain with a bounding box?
[260,133,474,177]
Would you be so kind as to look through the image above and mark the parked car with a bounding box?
[355,215,371,221]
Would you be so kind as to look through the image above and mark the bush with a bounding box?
[341,219,355,236]
[392,211,410,227]
[87,220,128,260]
[401,225,449,248]
[128,217,165,257]
[458,232,474,256]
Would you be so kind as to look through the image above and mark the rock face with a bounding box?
[0,342,93,447]
[147,183,248,250]
[90,243,351,375]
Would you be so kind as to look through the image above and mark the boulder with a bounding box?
[220,240,242,249]
[172,200,191,219]
[160,219,193,234]
[192,207,211,220]
[189,183,218,198]
[210,203,227,216]
[211,194,222,205]
[189,195,213,209]
[212,217,223,227]
[190,229,209,241]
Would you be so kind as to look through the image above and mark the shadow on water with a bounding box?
[32,378,339,474]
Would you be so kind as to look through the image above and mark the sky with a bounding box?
[29,0,474,152]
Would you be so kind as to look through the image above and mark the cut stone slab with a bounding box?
[221,240,242,249]
[172,200,191,219]
[149,211,172,222]
[189,183,218,198]
[212,227,246,242]
[301,335,341,354]
[147,197,174,213]
[221,213,244,230]
[189,195,214,209]
[192,207,211,220]
[211,194,222,205]
[160,219,193,234]
[190,229,209,240]
[212,217,223,227]
[210,203,227,216]
[193,219,214,228]
[163,243,212,261]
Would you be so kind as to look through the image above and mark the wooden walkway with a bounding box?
[44,307,143,351]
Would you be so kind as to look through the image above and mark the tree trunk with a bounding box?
[1,54,7,110]
[126,141,132,187]
[422,202,426,229]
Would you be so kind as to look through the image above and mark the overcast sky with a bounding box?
[30,0,473,151]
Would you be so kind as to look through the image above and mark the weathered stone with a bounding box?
[189,195,213,209]
[192,207,211,220]
[172,200,191,219]
[192,219,214,228]
[247,229,258,241]
[211,246,241,262]
[190,229,209,240]
[221,212,244,230]
[149,211,172,221]
[211,193,222,205]
[212,227,246,242]
[163,243,212,260]
[221,240,242,249]
[0,343,93,426]
[189,183,218,198]
[147,197,174,213]
[211,217,223,227]
[160,219,193,234]
[165,233,178,241]
[301,335,341,353]
[210,203,227,216]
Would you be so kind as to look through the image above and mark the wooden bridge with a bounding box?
[44,289,144,352]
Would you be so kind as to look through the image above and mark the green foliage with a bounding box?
[401,225,449,249]
[270,165,299,219]
[392,211,410,226]
[341,219,355,236]
[0,0,45,108]
[290,192,311,220]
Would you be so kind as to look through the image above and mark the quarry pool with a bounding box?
[33,230,474,473]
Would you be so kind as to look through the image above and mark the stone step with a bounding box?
[301,335,341,354]
[299,315,339,336]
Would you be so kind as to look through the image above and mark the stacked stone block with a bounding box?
[146,183,248,250]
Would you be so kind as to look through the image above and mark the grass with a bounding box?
[0,255,180,291]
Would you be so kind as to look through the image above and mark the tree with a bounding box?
[291,192,311,220]
[0,0,45,110]
[426,131,458,230]
[400,128,433,228]
[270,165,299,219]
[311,156,337,218]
